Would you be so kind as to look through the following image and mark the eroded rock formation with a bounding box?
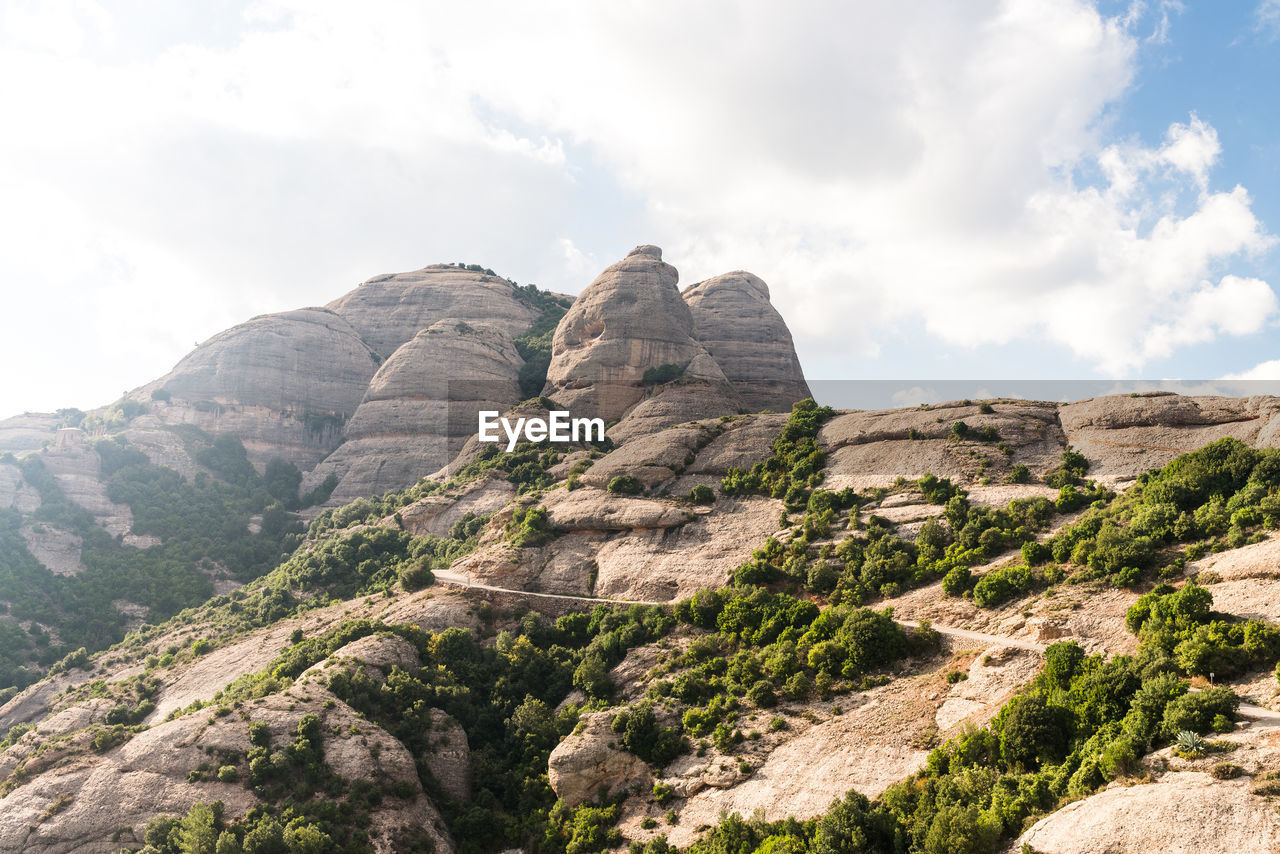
[683,271,811,413]
[148,308,379,468]
[542,246,740,426]
[325,265,541,360]
[304,319,524,503]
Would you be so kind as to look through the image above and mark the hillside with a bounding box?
[1,248,1279,853]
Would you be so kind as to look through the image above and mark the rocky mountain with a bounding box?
[3,245,1280,854]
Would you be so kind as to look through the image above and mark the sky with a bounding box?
[1,0,1279,417]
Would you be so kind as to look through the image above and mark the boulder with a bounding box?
[682,271,811,413]
[325,265,542,360]
[542,246,739,425]
[305,320,524,503]
[422,709,471,804]
[547,711,652,807]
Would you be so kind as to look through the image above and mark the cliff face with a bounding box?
[158,308,377,416]
[325,265,541,360]
[304,319,525,503]
[682,271,811,413]
[146,308,379,468]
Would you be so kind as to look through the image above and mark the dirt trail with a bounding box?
[433,570,1046,652]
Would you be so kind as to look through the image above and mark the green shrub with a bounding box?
[1162,687,1239,737]
[248,721,271,747]
[611,704,682,766]
[688,485,716,504]
[506,505,556,547]
[1044,448,1089,488]
[1021,541,1051,565]
[607,475,642,495]
[941,567,973,597]
[399,562,435,591]
[747,680,777,708]
[972,565,1032,608]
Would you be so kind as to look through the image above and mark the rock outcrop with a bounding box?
[0,459,41,513]
[0,413,61,456]
[1059,393,1280,484]
[158,308,376,419]
[542,246,740,427]
[304,319,524,503]
[605,353,741,444]
[819,400,1067,490]
[0,688,454,854]
[325,265,541,360]
[1015,772,1280,853]
[38,429,133,537]
[682,271,811,413]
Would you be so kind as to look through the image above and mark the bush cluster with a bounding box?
[721,399,836,510]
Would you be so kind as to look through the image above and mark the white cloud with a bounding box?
[1257,0,1280,38]
[890,386,943,407]
[0,0,1275,416]
[1225,359,1280,380]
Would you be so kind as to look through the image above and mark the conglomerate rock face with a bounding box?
[145,307,379,468]
[325,265,541,360]
[542,245,739,424]
[158,308,378,418]
[304,319,525,503]
[682,270,811,413]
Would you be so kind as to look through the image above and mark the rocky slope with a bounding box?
[5,391,1280,852]
[1059,392,1280,487]
[9,247,1280,853]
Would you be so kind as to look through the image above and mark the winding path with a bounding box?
[433,569,1047,652]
